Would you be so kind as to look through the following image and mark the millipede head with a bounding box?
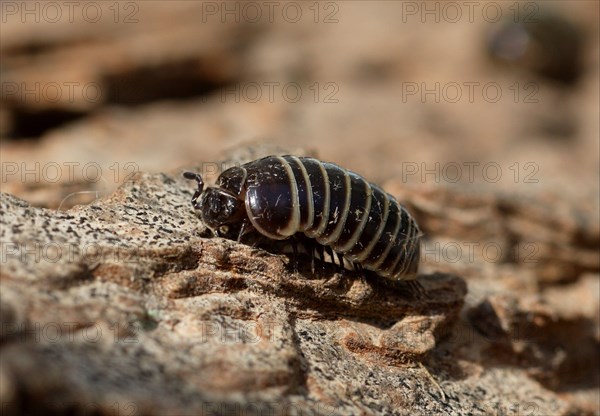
[184,171,246,239]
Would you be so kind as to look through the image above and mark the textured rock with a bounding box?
[467,288,599,390]
[2,161,588,415]
[387,181,600,285]
[1,1,598,414]
[1,3,244,115]
[1,169,468,415]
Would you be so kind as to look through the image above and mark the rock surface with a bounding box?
[1,1,598,414]
[1,151,597,415]
[0,168,467,415]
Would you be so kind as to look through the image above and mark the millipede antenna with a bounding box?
[183,172,204,207]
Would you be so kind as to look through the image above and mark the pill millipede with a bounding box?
[184,155,423,291]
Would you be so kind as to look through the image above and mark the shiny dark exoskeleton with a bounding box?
[184,155,421,282]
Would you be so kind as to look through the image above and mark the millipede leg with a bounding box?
[290,237,299,274]
[315,244,326,275]
[325,246,335,266]
[237,220,253,243]
[300,240,316,274]
[337,253,346,276]
[410,279,429,299]
[352,262,368,284]
[250,234,266,248]
[295,236,316,275]
[394,279,429,300]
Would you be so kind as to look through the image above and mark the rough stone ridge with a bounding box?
[3,160,593,415]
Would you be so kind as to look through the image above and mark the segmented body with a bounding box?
[187,155,421,281]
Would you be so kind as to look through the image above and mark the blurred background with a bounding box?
[1,1,599,412]
[1,1,598,208]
